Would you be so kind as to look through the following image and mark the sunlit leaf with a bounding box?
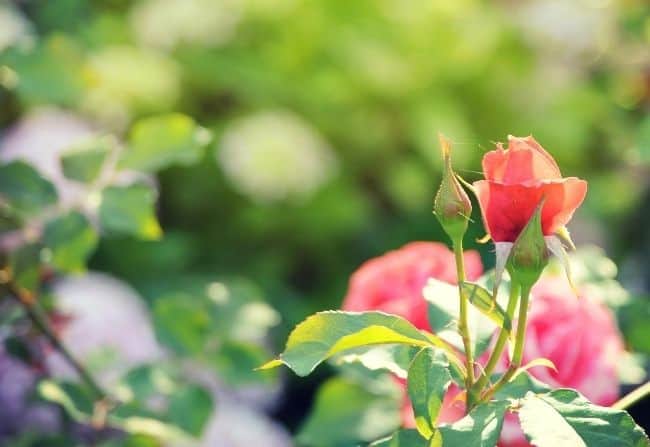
[438,401,508,447]
[518,390,649,447]
[370,429,430,446]
[260,311,451,377]
[407,348,451,439]
[335,345,419,379]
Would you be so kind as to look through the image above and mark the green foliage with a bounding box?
[60,137,112,184]
[297,377,400,447]
[120,114,211,172]
[0,161,57,220]
[370,429,429,447]
[126,369,213,437]
[43,211,98,273]
[1,1,649,445]
[99,184,162,239]
[0,35,85,105]
[152,293,211,355]
[438,401,509,447]
[407,348,451,439]
[261,311,450,377]
[38,366,214,441]
[334,345,419,379]
[518,390,649,447]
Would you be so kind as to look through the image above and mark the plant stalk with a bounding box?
[452,239,475,407]
[481,285,531,401]
[612,381,650,410]
[471,282,520,399]
[6,281,110,404]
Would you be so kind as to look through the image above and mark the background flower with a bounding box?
[341,241,483,330]
[217,110,338,203]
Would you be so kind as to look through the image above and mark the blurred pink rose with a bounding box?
[498,275,624,446]
[342,241,483,330]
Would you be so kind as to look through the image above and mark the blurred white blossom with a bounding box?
[218,110,338,203]
[82,46,180,129]
[46,272,165,387]
[0,3,32,51]
[515,0,616,63]
[130,0,242,50]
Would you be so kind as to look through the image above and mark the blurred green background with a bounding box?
[1,0,649,445]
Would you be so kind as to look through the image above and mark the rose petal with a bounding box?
[482,136,562,184]
[473,178,587,242]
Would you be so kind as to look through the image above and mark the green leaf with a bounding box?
[298,377,400,446]
[121,114,212,172]
[43,211,98,273]
[60,137,112,183]
[407,348,452,439]
[99,184,162,240]
[260,311,450,377]
[166,384,213,436]
[438,401,508,447]
[335,345,419,379]
[519,390,649,447]
[460,282,511,331]
[152,293,211,354]
[0,161,57,219]
[370,429,430,447]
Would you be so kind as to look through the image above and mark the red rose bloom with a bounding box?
[473,135,587,243]
[341,241,483,330]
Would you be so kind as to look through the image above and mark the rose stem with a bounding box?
[4,278,111,410]
[481,285,531,402]
[452,238,475,407]
[612,381,650,410]
[471,282,520,402]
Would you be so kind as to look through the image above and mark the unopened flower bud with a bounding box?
[506,200,549,290]
[433,134,472,243]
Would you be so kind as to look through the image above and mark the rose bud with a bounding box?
[506,200,549,290]
[433,134,472,243]
[472,136,587,290]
